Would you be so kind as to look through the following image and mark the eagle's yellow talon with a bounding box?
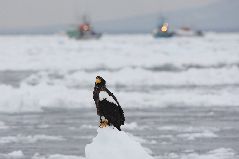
[99,119,108,128]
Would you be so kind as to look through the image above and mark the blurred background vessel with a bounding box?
[66,15,102,40]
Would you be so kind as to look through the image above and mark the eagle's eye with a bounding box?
[95,78,101,84]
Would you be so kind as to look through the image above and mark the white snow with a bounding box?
[177,130,218,140]
[157,126,220,133]
[0,121,8,129]
[85,127,154,159]
[156,148,237,159]
[0,134,64,144]
[80,124,97,129]
[0,150,25,159]
[121,122,139,130]
[1,81,239,113]
[7,151,25,159]
[0,34,238,71]
[156,126,219,140]
[37,124,50,129]
[121,122,149,131]
[32,153,84,159]
[0,33,239,112]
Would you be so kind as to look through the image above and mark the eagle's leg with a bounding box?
[99,116,108,128]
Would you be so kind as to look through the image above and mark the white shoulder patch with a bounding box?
[99,91,117,105]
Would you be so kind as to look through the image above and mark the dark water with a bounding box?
[0,106,239,159]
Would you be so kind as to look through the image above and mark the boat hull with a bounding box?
[153,31,174,38]
[67,30,102,40]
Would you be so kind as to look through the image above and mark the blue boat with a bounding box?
[153,22,174,38]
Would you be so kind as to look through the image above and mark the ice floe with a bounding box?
[85,127,153,159]
[0,134,64,144]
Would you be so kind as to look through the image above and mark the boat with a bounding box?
[67,16,102,40]
[174,27,203,37]
[152,17,174,38]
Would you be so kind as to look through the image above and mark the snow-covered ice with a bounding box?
[0,34,239,158]
[0,106,238,158]
[85,127,153,159]
[156,148,237,159]
[121,122,142,130]
[32,153,84,159]
[0,33,239,112]
[177,130,218,140]
[0,121,8,129]
[0,134,64,144]
[0,150,25,159]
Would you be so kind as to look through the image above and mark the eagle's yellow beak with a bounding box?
[96,78,101,84]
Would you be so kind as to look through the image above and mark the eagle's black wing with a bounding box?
[104,87,125,126]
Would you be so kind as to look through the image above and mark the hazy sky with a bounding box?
[0,0,218,29]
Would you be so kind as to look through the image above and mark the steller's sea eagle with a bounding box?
[93,76,125,131]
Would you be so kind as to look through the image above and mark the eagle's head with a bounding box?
[95,76,106,88]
